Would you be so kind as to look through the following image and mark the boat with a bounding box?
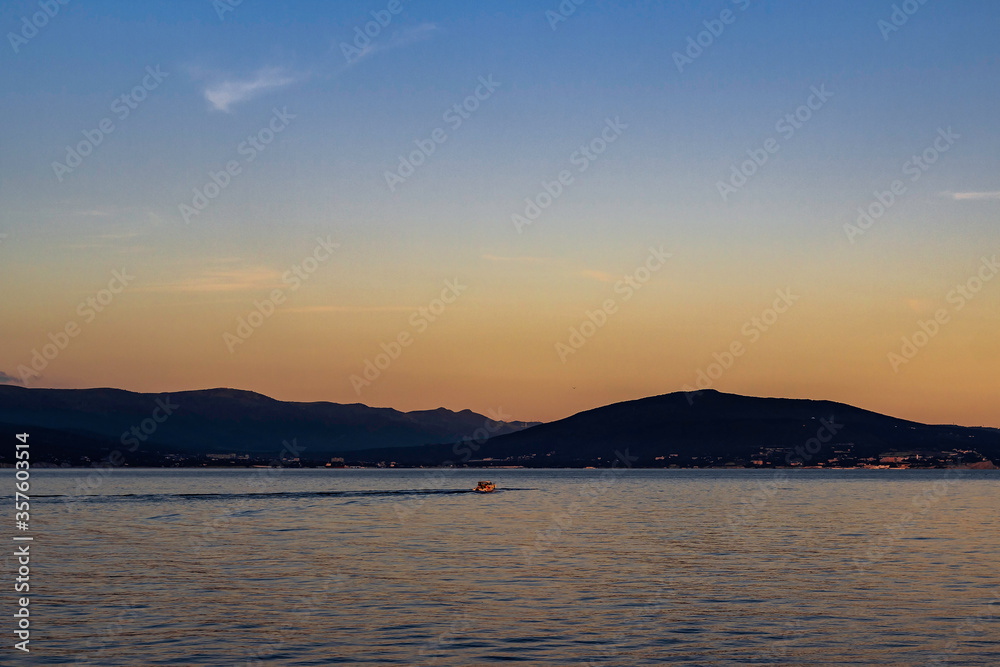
[474,480,496,493]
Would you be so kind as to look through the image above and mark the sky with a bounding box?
[1,0,998,426]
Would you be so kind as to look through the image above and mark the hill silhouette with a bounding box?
[347,390,1000,467]
[0,385,535,464]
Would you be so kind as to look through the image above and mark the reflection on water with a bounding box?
[9,469,1000,665]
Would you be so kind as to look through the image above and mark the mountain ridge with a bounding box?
[0,385,537,464]
[1,386,996,467]
[345,389,1000,467]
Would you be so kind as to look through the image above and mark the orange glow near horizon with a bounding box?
[3,233,997,428]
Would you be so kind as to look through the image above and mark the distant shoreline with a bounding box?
[9,462,996,471]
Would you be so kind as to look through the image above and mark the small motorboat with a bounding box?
[474,480,496,493]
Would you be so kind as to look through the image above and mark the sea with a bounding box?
[8,468,999,665]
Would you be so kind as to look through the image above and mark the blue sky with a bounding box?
[1,0,998,424]
[3,1,997,241]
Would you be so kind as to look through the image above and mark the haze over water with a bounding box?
[14,468,999,665]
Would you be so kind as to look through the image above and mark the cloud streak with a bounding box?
[284,305,416,314]
[204,68,296,112]
[581,269,616,283]
[346,23,439,67]
[135,266,285,294]
[481,254,548,264]
[947,191,1000,201]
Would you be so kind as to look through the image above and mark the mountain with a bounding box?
[0,386,537,464]
[3,386,996,468]
[344,390,1000,467]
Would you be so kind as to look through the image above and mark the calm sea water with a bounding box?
[8,468,1000,665]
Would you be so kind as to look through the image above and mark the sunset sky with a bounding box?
[1,0,998,426]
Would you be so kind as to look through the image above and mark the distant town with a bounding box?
[5,387,998,472]
[14,445,996,470]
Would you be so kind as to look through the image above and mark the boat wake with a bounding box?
[34,488,533,503]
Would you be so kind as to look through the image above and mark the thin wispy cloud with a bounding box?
[905,298,935,314]
[581,269,616,283]
[136,266,285,294]
[65,229,148,251]
[481,254,548,264]
[204,68,296,112]
[67,243,150,253]
[346,23,440,67]
[73,207,116,217]
[284,305,416,314]
[61,205,160,221]
[946,191,1000,201]
[91,231,143,240]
